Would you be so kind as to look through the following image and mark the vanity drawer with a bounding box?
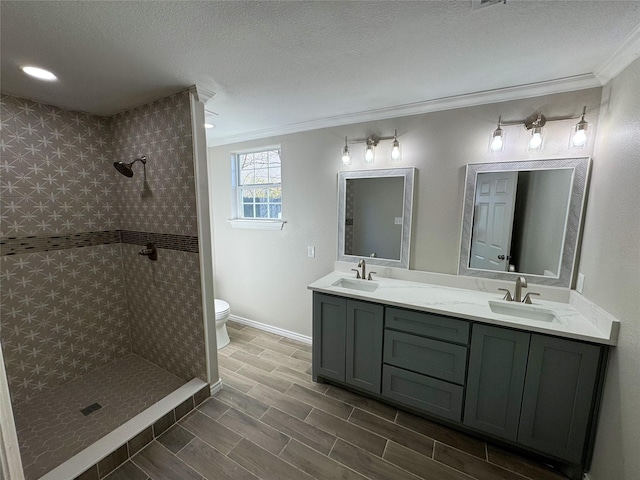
[386,307,470,345]
[382,365,463,422]
[384,330,467,385]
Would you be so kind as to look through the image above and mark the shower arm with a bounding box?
[131,155,147,167]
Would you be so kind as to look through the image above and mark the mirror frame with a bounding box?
[458,157,590,287]
[338,167,415,269]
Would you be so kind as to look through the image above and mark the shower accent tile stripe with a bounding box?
[0,230,199,255]
[0,230,121,255]
[119,230,199,253]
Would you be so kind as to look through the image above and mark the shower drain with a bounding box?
[80,402,102,416]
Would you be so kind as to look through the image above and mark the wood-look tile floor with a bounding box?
[108,322,569,480]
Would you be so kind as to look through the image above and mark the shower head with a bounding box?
[114,155,146,177]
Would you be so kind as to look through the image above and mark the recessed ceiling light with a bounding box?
[204,123,215,129]
[21,66,57,81]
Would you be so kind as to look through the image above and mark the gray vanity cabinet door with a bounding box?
[346,300,384,394]
[517,335,601,463]
[312,293,346,382]
[464,324,530,441]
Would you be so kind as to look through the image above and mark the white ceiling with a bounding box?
[2,1,639,146]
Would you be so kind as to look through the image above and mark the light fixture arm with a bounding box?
[497,106,587,129]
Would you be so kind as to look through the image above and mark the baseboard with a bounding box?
[210,378,223,395]
[229,314,312,345]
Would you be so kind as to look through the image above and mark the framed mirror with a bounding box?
[459,157,590,287]
[338,168,415,269]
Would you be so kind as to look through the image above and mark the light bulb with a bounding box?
[365,145,374,163]
[390,129,401,161]
[490,118,504,152]
[490,135,503,151]
[572,129,587,147]
[341,137,351,165]
[529,128,543,150]
[21,66,57,81]
[391,144,401,161]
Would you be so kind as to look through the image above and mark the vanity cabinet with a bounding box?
[382,307,469,421]
[464,324,530,440]
[312,293,383,393]
[464,324,602,464]
[311,291,608,479]
[517,334,601,463]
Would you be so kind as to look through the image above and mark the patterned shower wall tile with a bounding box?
[0,194,118,237]
[0,94,116,236]
[110,91,197,236]
[127,281,206,383]
[117,194,198,236]
[121,243,201,290]
[0,245,131,405]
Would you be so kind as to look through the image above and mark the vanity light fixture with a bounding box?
[571,106,589,148]
[490,117,505,152]
[364,136,377,163]
[339,131,401,164]
[21,65,57,81]
[489,106,589,152]
[391,130,402,161]
[341,136,351,165]
[526,113,545,151]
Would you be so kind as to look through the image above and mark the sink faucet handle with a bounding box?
[498,288,513,302]
[351,268,361,279]
[522,292,540,304]
[367,272,377,281]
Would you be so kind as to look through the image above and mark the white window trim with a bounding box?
[227,218,286,230]
[229,145,286,230]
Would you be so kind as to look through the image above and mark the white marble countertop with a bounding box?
[308,271,618,345]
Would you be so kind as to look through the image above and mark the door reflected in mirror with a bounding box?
[338,168,415,269]
[459,158,590,288]
[470,169,573,277]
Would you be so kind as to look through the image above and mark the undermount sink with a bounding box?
[332,278,379,292]
[489,300,563,324]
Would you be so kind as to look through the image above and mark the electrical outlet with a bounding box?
[394,217,403,225]
[307,246,315,258]
[576,273,585,293]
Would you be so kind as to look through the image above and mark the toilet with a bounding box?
[214,299,231,349]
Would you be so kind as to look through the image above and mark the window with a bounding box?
[233,147,283,224]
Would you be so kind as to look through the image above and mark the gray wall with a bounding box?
[208,87,602,336]
[581,58,640,480]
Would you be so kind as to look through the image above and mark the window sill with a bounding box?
[227,219,287,230]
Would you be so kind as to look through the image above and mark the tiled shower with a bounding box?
[0,90,208,478]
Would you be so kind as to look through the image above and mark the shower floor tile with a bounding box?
[13,354,186,480]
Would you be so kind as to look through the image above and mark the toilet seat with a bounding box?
[213,298,231,349]
[214,299,230,321]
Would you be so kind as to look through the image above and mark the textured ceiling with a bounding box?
[1,1,639,145]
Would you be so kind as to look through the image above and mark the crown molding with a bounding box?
[594,23,640,85]
[207,74,601,146]
[189,85,216,105]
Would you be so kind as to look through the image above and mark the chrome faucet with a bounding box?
[358,259,367,280]
[351,259,377,280]
[498,276,540,303]
[514,276,527,302]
